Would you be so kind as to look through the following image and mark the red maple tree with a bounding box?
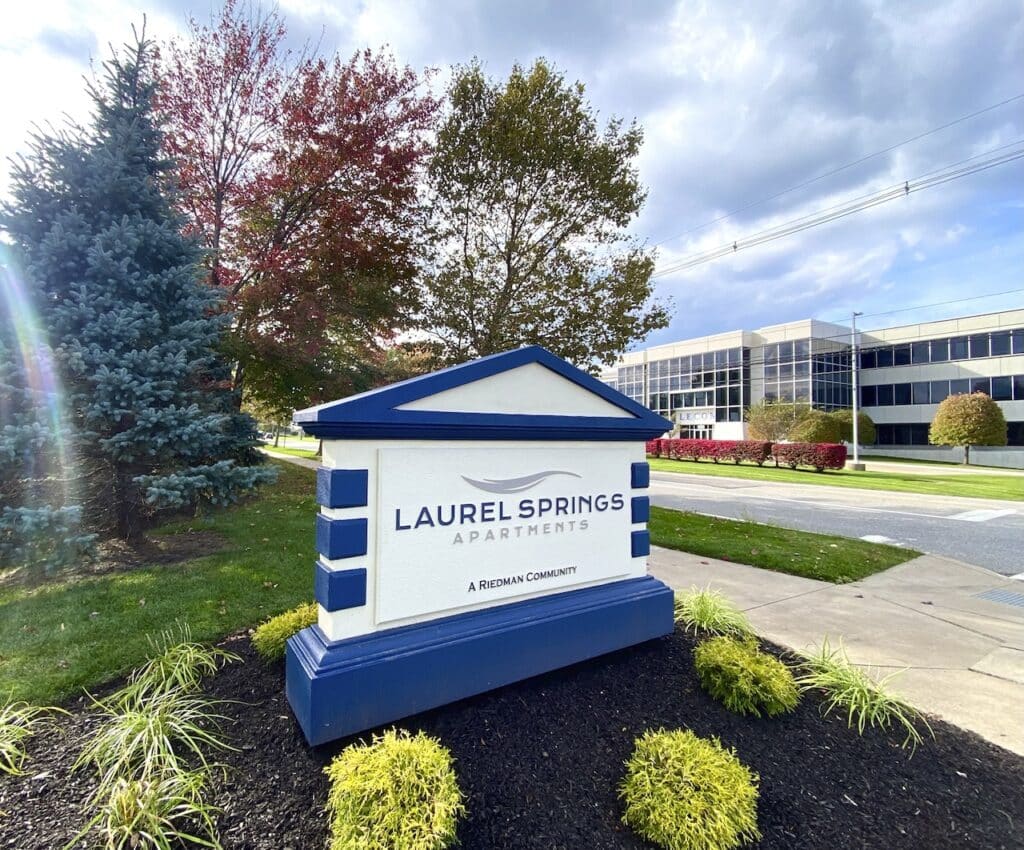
[156,0,437,407]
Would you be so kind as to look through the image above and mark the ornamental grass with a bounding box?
[620,728,760,850]
[252,602,318,661]
[693,636,799,718]
[325,729,465,850]
[0,699,65,775]
[674,586,754,638]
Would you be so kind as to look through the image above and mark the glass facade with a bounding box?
[763,338,851,410]
[859,327,1024,369]
[643,347,748,424]
[861,374,1024,407]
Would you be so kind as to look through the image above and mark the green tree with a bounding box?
[829,408,876,446]
[421,59,669,369]
[745,401,809,442]
[1,33,274,546]
[929,392,1007,464]
[788,409,842,444]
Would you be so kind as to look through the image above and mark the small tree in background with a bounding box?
[929,392,1007,464]
[788,409,842,444]
[745,401,809,442]
[1,33,274,544]
[829,409,876,446]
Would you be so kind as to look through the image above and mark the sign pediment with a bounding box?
[294,346,669,441]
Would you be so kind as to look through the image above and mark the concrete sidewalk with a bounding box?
[650,547,1024,755]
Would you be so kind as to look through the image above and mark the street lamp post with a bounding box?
[848,311,865,471]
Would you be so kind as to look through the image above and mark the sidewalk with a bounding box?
[650,546,1024,755]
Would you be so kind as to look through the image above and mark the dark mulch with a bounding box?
[2,629,1022,850]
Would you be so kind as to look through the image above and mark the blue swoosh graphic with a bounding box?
[461,470,582,494]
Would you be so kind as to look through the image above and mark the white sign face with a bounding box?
[375,445,634,624]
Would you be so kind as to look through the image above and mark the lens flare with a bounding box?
[0,244,75,505]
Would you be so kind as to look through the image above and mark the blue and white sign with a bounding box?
[286,346,674,745]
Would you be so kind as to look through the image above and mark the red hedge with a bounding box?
[771,442,847,472]
[646,438,846,471]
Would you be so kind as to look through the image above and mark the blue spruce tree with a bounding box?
[0,33,274,558]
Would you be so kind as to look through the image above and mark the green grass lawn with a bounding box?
[264,444,319,460]
[648,457,1024,501]
[0,461,317,705]
[648,506,917,583]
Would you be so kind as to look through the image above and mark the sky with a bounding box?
[2,0,1022,349]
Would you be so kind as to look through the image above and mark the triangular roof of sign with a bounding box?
[294,346,670,441]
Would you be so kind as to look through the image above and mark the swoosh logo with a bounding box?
[461,470,582,494]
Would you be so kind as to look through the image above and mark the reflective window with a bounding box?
[930,338,949,362]
[911,341,930,363]
[894,383,912,405]
[764,344,779,365]
[950,378,970,394]
[950,336,969,360]
[1014,374,1024,400]
[779,341,794,360]
[970,377,990,395]
[969,334,990,359]
[1014,330,1024,355]
[992,376,1012,401]
[795,381,810,402]
[764,365,778,380]
[795,361,810,377]
[861,385,877,406]
[876,347,894,368]
[780,363,793,379]
[794,339,810,358]
[991,332,1011,356]
[930,380,949,403]
[877,384,894,406]
[912,382,930,404]
[860,350,877,369]
[893,344,911,366]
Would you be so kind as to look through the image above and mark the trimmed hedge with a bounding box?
[251,602,318,661]
[771,442,846,472]
[693,636,799,718]
[648,439,846,472]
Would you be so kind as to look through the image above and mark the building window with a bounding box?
[893,344,911,366]
[911,341,930,363]
[930,338,949,362]
[893,383,912,405]
[1014,330,1024,355]
[876,347,894,368]
[861,385,877,406]
[950,336,969,360]
[877,384,894,406]
[969,334,990,359]
[930,380,949,403]
[991,332,1011,356]
[991,376,1012,401]
[912,382,930,404]
[860,350,877,369]
[970,377,990,395]
[950,378,970,395]
[1014,374,1024,401]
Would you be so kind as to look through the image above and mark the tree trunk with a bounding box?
[964,444,970,465]
[273,425,280,448]
[114,469,143,541]
[317,439,323,458]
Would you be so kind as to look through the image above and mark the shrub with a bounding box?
[674,587,753,638]
[113,624,238,705]
[795,637,932,751]
[771,442,846,471]
[0,700,65,775]
[325,729,465,850]
[656,440,771,465]
[252,602,318,661]
[74,770,220,850]
[620,728,760,850]
[745,400,809,442]
[693,637,799,717]
[787,410,841,444]
[829,409,876,446]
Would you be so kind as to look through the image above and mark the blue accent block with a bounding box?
[631,530,651,557]
[315,515,368,560]
[631,462,650,489]
[631,496,650,524]
[315,562,367,611]
[316,468,368,508]
[286,576,674,745]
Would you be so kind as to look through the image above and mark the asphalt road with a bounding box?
[650,472,1024,577]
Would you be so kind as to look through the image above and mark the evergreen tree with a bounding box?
[1,32,274,552]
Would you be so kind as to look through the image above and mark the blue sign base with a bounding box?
[286,576,674,746]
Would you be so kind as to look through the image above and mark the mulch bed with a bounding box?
[2,629,1022,850]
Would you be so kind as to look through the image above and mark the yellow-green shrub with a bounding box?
[694,636,799,718]
[325,729,465,850]
[251,602,318,661]
[620,729,759,850]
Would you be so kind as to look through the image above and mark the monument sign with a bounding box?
[286,346,674,745]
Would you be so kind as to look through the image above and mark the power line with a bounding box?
[651,142,1024,278]
[648,91,1024,248]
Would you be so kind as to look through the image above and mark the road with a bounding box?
[650,472,1024,577]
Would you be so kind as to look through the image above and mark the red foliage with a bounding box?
[155,1,439,401]
[646,439,772,465]
[771,442,847,472]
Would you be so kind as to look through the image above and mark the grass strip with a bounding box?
[648,457,1024,502]
[649,506,916,582]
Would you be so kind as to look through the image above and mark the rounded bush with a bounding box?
[251,602,318,661]
[694,636,799,718]
[325,729,465,850]
[620,729,759,850]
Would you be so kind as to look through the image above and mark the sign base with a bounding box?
[286,575,674,746]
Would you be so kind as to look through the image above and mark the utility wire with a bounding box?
[648,92,1024,248]
[651,143,1024,278]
